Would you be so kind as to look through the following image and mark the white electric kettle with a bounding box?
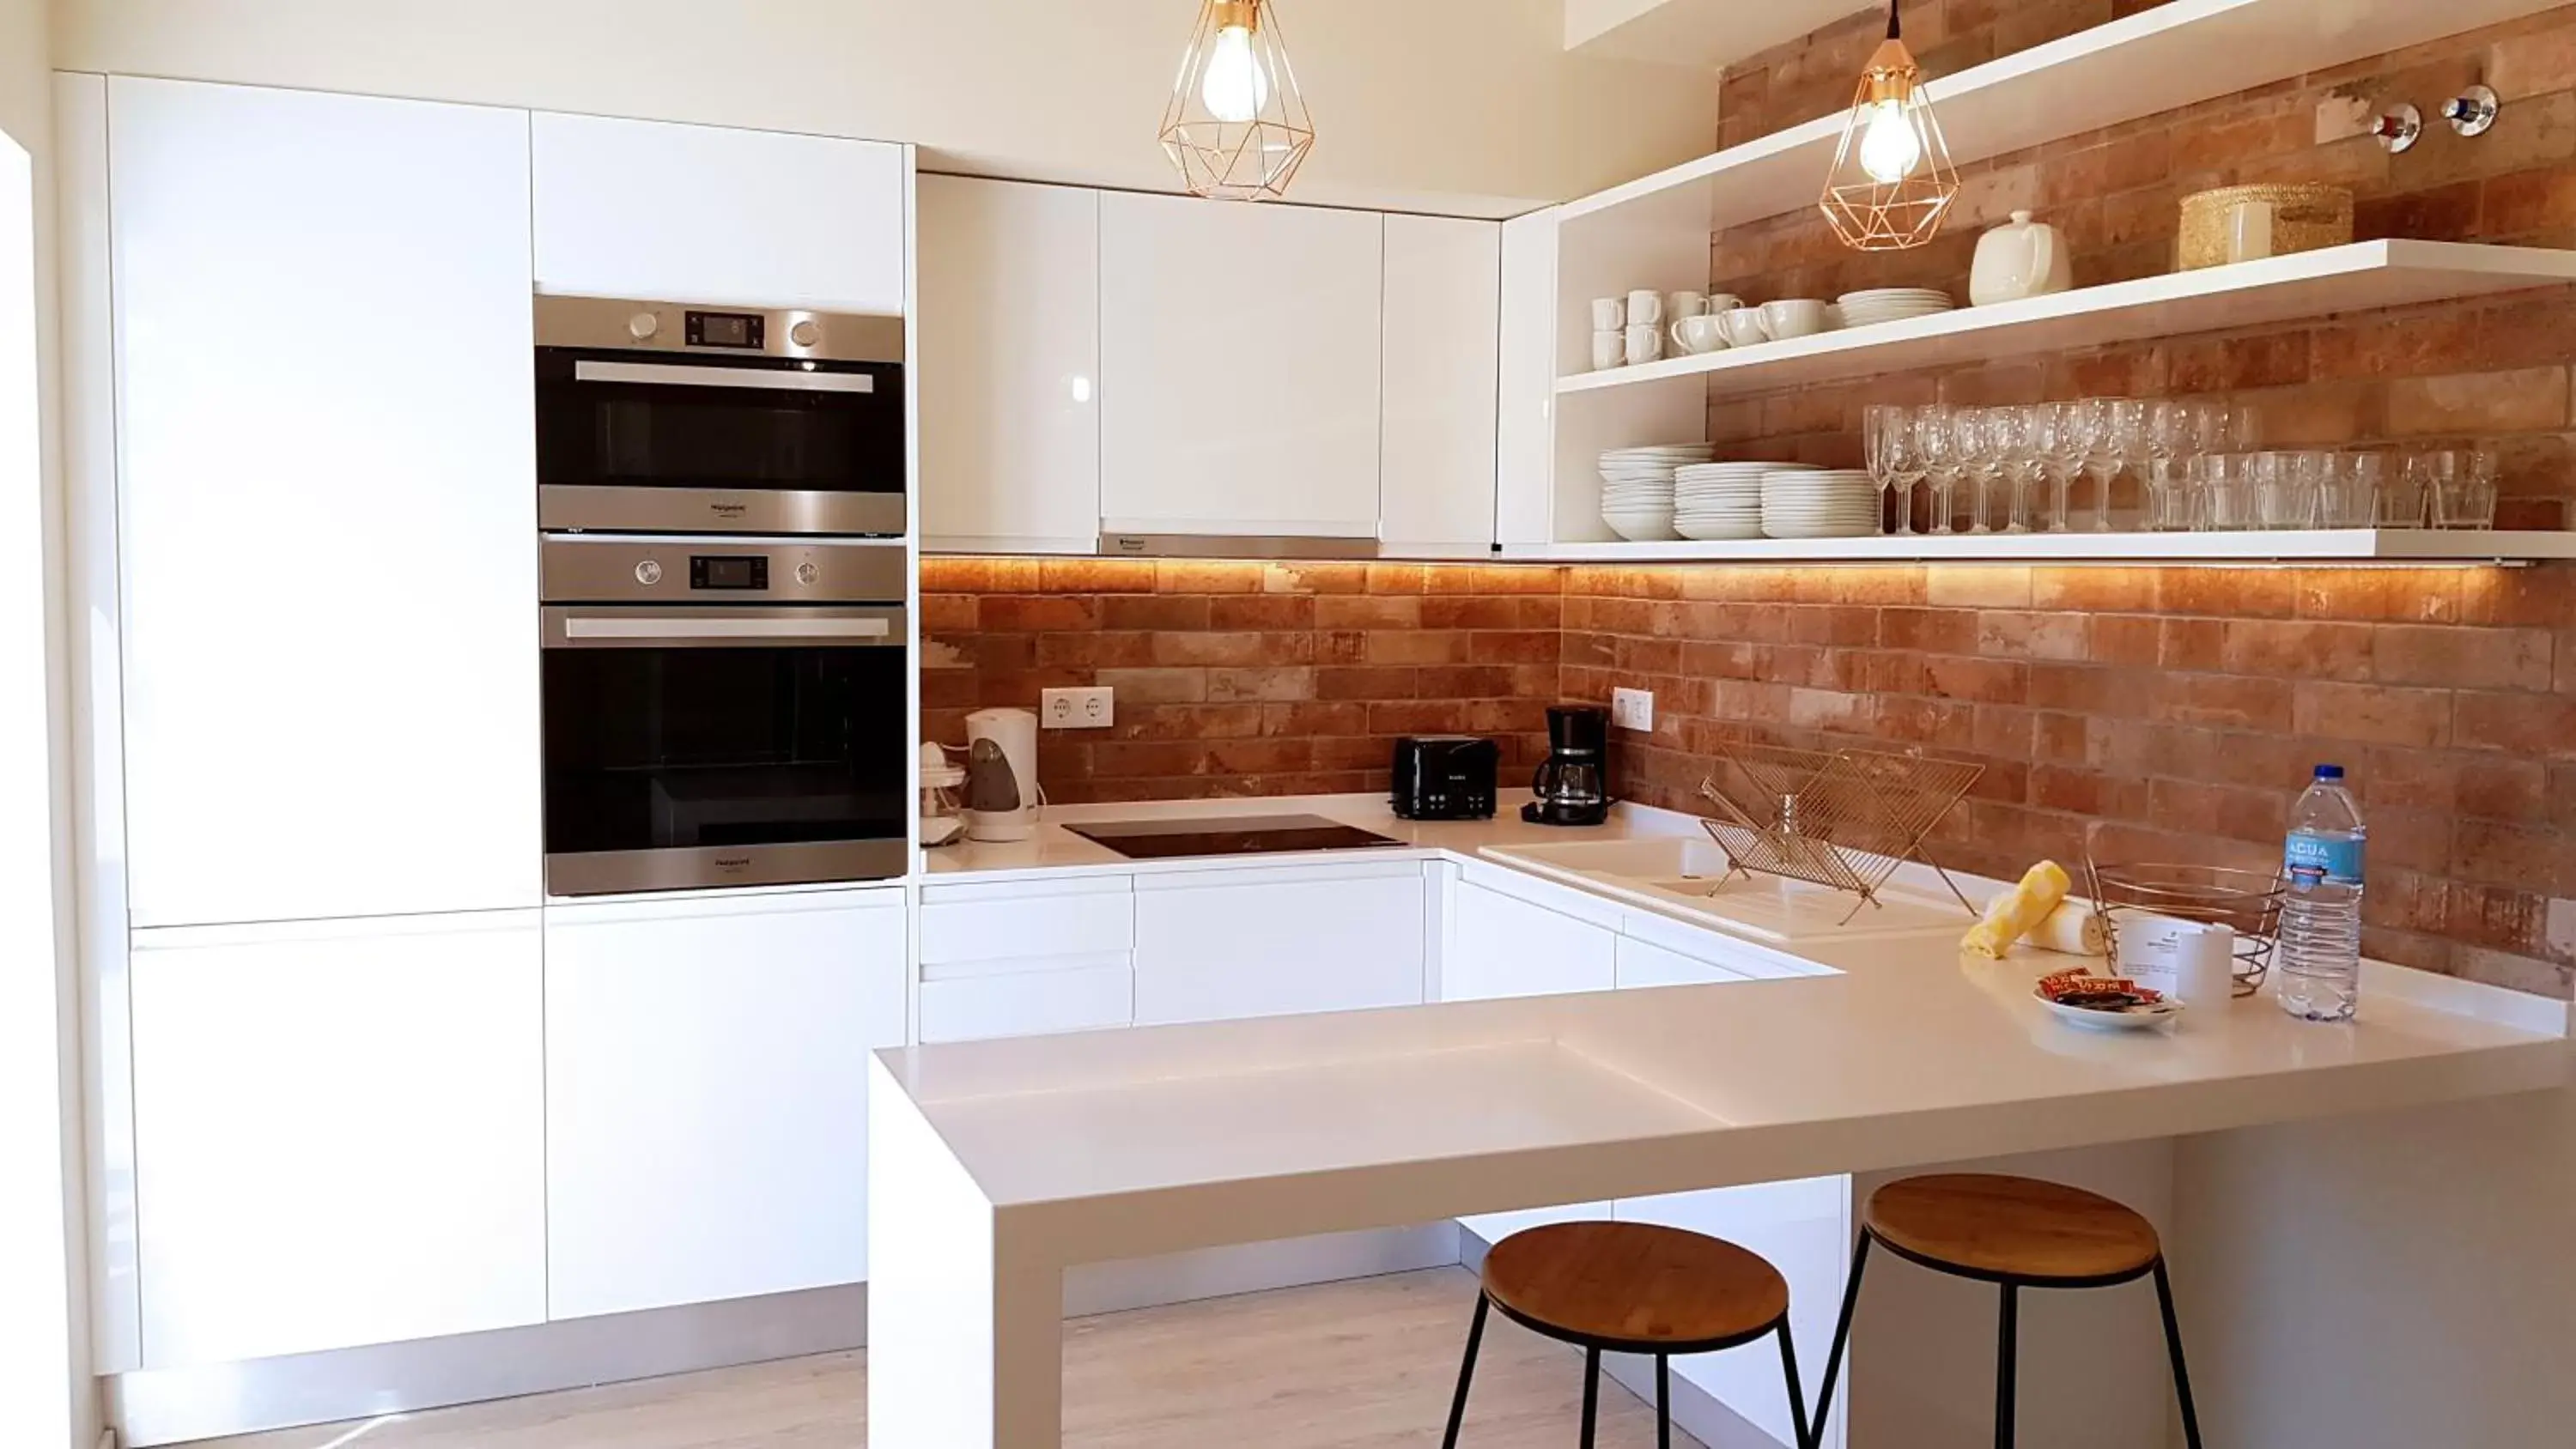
[962,707,1041,842]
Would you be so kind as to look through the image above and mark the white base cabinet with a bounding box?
[543,888,907,1320]
[129,913,547,1367]
[1133,861,1430,1026]
[918,874,1135,1044]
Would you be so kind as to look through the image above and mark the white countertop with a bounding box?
[885,792,2574,1266]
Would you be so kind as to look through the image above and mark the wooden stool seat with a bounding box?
[1864,1173,2162,1285]
[1481,1220,1790,1353]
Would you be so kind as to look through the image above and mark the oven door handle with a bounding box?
[571,360,878,394]
[551,612,903,647]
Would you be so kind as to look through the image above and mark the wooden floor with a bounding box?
[192,1269,1702,1448]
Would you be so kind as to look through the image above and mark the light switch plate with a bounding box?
[1611,688,1654,732]
[1042,686,1115,730]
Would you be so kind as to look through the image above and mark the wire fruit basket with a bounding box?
[1695,740,1984,924]
[2084,860,2287,997]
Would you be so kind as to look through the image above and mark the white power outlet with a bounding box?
[1611,687,1654,732]
[1041,686,1115,730]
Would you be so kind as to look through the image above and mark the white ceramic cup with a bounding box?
[1669,313,1729,355]
[1589,297,1626,331]
[1761,298,1831,340]
[1626,289,1665,327]
[1623,322,1664,366]
[1717,306,1771,349]
[1665,290,1712,320]
[1590,330,1625,371]
[1705,293,1746,316]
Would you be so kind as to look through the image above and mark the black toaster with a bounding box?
[1391,736,1499,821]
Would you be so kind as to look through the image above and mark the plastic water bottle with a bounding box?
[2278,764,2366,1022]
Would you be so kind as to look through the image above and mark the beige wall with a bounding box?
[53,0,1720,215]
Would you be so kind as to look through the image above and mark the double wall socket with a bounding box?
[1611,688,1654,732]
[1041,686,1115,730]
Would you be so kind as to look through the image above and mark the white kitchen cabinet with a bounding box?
[1614,933,1754,990]
[1380,215,1500,559]
[543,887,907,1320]
[1133,861,1426,1025]
[918,176,1101,554]
[918,873,1134,1043]
[107,77,540,929]
[128,912,546,1367]
[1443,872,1618,1241]
[1495,210,1560,548]
[532,112,907,313]
[1099,193,1384,538]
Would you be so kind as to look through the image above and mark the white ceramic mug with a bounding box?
[1717,306,1771,349]
[1590,330,1625,371]
[1626,289,1665,327]
[1705,292,1746,316]
[1670,313,1729,355]
[1665,290,1712,321]
[1760,298,1831,340]
[1623,322,1664,366]
[1589,297,1625,331]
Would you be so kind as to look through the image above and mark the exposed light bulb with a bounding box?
[1200,23,1269,124]
[1857,98,1923,184]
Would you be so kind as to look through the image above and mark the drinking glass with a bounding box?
[2318,452,2384,529]
[1864,405,1908,536]
[2142,456,2196,531]
[2075,398,2129,533]
[2111,400,2154,532]
[1996,405,2047,534]
[2254,451,2322,529]
[1890,409,1930,535]
[2196,452,2257,530]
[2429,450,2500,529]
[2036,401,2093,533]
[1917,403,1962,535]
[1951,407,2005,535]
[2384,454,2433,527]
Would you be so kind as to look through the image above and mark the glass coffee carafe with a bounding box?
[1523,705,1611,827]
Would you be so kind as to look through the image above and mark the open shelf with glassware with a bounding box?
[1558,242,2576,398]
[1504,530,2576,566]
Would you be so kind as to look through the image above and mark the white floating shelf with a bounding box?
[1507,530,2576,566]
[1558,242,2576,399]
[1557,0,2572,240]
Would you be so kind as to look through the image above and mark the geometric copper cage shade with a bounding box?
[1160,0,1315,202]
[1818,5,1960,252]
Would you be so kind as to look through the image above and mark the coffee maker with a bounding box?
[1522,705,1611,827]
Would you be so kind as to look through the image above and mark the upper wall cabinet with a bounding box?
[107,78,543,927]
[1099,193,1384,540]
[532,112,907,312]
[918,175,1102,554]
[1380,215,1500,559]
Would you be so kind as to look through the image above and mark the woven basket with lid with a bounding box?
[2178,184,2354,270]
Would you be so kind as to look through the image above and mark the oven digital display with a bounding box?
[684,310,764,349]
[690,555,769,591]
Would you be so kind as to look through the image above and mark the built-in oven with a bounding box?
[536,294,906,537]
[539,534,909,895]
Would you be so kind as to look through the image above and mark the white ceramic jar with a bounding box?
[1970,209,2074,306]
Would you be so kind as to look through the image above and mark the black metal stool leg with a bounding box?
[1655,1354,1671,1449]
[2153,1258,2206,1449]
[1776,1319,1814,1449]
[1579,1346,1601,1449]
[1995,1282,2019,1449]
[1441,1293,1488,1449]
[1809,1228,1873,1449]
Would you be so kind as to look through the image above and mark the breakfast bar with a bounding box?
[867,881,2571,1448]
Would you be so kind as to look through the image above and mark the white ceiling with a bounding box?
[1563,0,1879,69]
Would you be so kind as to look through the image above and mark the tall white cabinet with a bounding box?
[1098,192,1386,540]
[107,77,542,928]
[917,175,1103,554]
[1380,215,1501,558]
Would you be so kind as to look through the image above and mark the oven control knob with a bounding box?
[628,312,660,342]
[795,561,819,586]
[789,318,822,349]
[634,560,663,585]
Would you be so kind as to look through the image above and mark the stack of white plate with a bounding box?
[1761,469,1881,539]
[1836,288,1955,328]
[1600,444,1716,541]
[1673,461,1814,541]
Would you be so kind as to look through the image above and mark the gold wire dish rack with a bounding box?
[1694,741,1984,925]
[2084,860,2287,997]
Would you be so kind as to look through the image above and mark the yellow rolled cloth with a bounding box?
[1962,860,2073,959]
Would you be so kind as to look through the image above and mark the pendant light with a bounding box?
[1160,0,1315,202]
[1819,0,1959,251]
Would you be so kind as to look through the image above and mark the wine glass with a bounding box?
[2109,399,2154,532]
[2035,402,2093,533]
[1953,407,2007,535]
[1916,403,1961,535]
[1996,405,2047,534]
[1864,405,1909,536]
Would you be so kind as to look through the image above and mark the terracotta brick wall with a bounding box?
[920,558,1561,804]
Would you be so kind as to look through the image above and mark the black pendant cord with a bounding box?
[1887,0,1902,39]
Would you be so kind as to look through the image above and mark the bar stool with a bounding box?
[1443,1221,1813,1449]
[1811,1173,2203,1449]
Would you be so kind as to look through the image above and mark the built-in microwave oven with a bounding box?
[535,295,906,537]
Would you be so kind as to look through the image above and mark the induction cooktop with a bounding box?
[1065,815,1406,860]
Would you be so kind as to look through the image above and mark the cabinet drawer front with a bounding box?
[1444,879,1616,1001]
[919,961,1133,1044]
[1133,870,1427,1026]
[920,876,1133,964]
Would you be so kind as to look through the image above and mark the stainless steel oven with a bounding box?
[536,295,906,537]
[540,535,909,895]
